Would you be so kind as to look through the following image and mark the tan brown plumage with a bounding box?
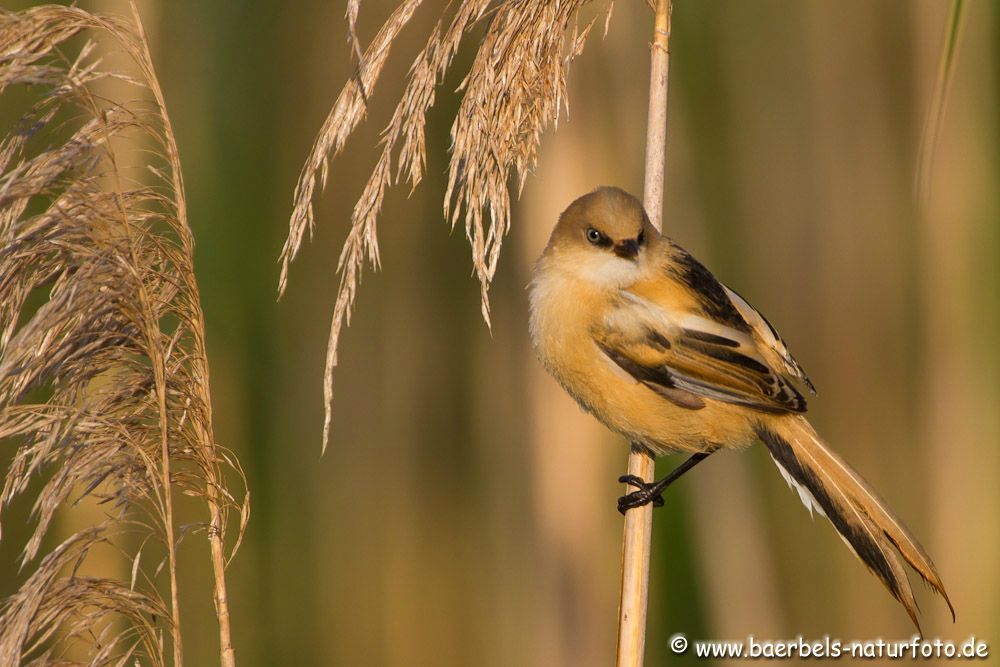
[529,186,953,631]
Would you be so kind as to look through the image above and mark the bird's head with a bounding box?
[542,186,657,288]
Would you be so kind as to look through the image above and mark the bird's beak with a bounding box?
[613,239,639,260]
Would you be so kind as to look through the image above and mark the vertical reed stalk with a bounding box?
[616,1,671,665]
[129,7,239,663]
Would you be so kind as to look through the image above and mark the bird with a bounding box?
[528,185,953,632]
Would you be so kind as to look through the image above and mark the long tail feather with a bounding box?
[757,416,953,632]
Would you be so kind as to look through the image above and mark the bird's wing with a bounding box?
[722,285,815,394]
[594,281,807,414]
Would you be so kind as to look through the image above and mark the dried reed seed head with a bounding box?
[1,6,246,664]
[282,0,599,452]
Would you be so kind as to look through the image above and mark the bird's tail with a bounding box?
[756,415,953,632]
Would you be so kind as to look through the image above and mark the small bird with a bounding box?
[529,186,953,631]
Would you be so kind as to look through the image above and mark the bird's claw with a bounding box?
[617,475,665,514]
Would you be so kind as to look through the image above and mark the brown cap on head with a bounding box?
[547,187,657,259]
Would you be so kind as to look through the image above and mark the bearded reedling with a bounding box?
[528,187,953,631]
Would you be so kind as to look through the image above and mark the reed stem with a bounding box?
[616,1,671,665]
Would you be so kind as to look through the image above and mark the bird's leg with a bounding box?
[618,451,712,514]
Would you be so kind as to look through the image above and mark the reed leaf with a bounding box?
[915,0,966,201]
[0,6,247,665]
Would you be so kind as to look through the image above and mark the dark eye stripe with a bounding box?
[586,228,612,247]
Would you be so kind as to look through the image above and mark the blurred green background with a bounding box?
[2,1,998,665]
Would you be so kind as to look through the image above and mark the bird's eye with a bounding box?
[586,228,602,245]
[637,229,645,245]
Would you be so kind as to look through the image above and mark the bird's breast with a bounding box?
[529,261,757,454]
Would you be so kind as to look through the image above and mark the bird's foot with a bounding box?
[617,475,665,514]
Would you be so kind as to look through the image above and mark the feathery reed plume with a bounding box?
[280,0,600,452]
[0,6,247,665]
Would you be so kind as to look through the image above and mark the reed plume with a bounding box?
[0,6,247,665]
[279,0,603,452]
